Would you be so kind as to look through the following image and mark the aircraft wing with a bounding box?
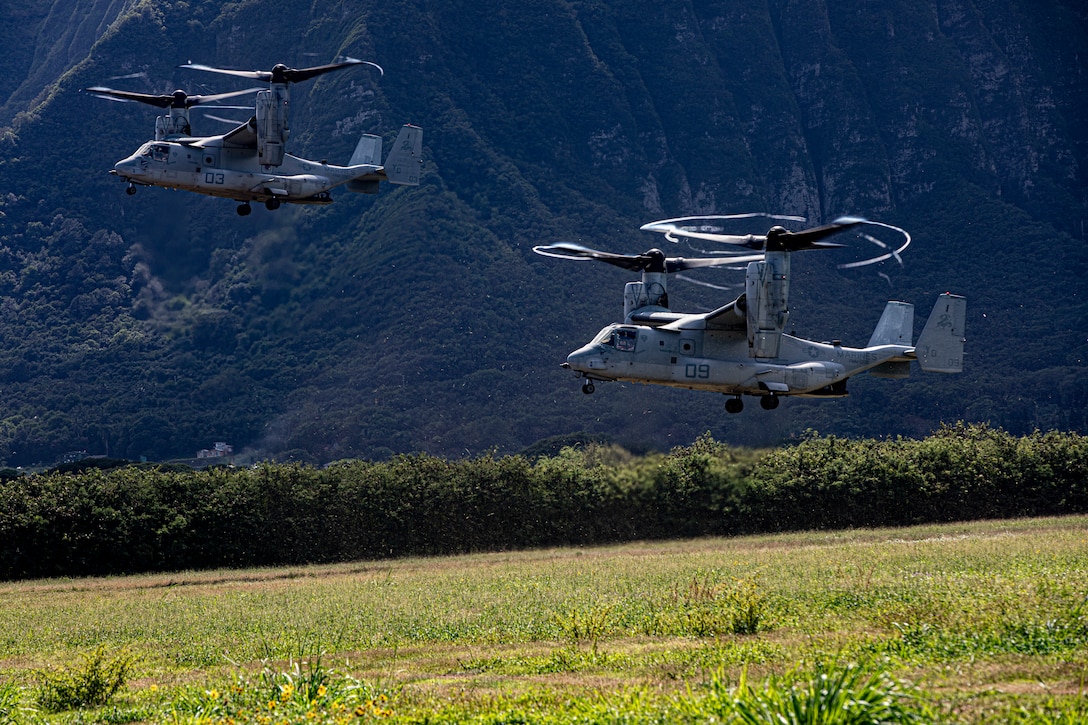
[193,117,258,150]
[702,298,747,332]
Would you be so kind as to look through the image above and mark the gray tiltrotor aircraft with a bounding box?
[534,216,965,413]
[86,58,422,215]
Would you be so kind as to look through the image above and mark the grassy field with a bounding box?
[1,515,1086,723]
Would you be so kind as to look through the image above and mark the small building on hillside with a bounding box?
[197,442,233,459]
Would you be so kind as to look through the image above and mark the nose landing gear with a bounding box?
[582,381,595,395]
[125,183,137,196]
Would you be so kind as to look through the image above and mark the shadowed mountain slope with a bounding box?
[0,0,1084,464]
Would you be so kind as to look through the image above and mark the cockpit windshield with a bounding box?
[594,327,616,345]
[594,326,638,351]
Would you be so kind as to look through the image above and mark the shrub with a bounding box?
[34,645,137,712]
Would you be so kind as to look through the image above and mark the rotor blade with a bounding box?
[835,220,911,268]
[640,221,767,249]
[335,56,384,76]
[83,86,262,109]
[282,58,382,83]
[532,243,651,271]
[534,243,763,274]
[83,87,174,107]
[179,58,382,84]
[666,254,765,272]
[202,114,246,125]
[186,87,264,106]
[179,63,270,81]
[775,216,864,249]
[193,104,254,111]
[673,274,738,291]
[641,213,807,249]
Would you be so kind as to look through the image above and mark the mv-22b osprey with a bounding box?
[534,215,966,413]
[85,58,422,215]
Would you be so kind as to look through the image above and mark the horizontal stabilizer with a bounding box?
[916,293,966,373]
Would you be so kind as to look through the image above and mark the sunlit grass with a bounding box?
[0,515,1085,722]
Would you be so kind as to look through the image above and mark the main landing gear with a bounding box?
[265,198,281,210]
[236,202,252,216]
[725,395,780,413]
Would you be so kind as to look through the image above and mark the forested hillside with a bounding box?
[0,0,1085,465]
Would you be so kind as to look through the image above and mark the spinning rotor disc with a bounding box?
[531,242,763,273]
[82,85,263,109]
[640,213,911,268]
[178,57,383,84]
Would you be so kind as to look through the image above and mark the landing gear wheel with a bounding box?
[725,397,744,414]
[236,202,252,216]
[582,381,595,395]
[125,184,136,196]
[265,198,281,210]
[760,395,780,410]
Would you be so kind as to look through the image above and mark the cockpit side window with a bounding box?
[151,144,169,162]
[614,328,637,352]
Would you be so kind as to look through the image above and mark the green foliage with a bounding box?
[878,593,1088,661]
[33,645,137,712]
[166,659,396,724]
[644,575,769,637]
[0,679,28,725]
[0,425,1086,579]
[694,661,931,725]
[1,0,1087,469]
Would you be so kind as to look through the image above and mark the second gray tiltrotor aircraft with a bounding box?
[535,216,966,413]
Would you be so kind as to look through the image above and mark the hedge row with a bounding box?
[1,423,1085,579]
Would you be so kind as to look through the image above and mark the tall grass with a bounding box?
[0,516,1085,722]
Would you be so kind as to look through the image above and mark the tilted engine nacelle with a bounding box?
[745,252,790,358]
[155,109,192,140]
[255,87,290,166]
[623,272,669,319]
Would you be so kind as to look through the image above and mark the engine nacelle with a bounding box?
[623,273,669,319]
[745,252,790,358]
[155,110,191,140]
[255,88,290,166]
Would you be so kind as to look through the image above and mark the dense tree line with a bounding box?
[1,423,1085,580]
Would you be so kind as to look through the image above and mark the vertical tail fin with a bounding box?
[916,293,967,373]
[867,300,914,346]
[349,134,382,166]
[383,124,423,185]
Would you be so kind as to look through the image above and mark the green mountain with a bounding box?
[0,0,1085,466]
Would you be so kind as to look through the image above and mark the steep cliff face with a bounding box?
[0,0,1085,464]
[0,0,133,128]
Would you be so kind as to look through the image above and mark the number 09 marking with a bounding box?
[685,363,710,379]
